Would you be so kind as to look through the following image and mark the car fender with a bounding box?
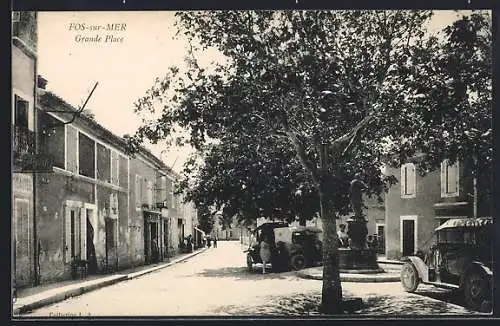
[401,256,429,282]
[460,261,492,288]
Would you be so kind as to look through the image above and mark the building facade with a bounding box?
[20,85,197,285]
[12,11,39,288]
[384,158,484,260]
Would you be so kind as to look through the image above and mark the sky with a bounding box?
[37,10,477,173]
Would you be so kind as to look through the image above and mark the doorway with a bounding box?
[376,223,385,255]
[400,216,417,257]
[84,205,97,274]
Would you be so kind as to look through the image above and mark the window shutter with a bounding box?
[64,206,72,263]
[80,208,87,260]
[440,161,447,195]
[400,165,406,197]
[455,162,460,195]
[409,164,416,195]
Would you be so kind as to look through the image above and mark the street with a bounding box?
[22,241,482,317]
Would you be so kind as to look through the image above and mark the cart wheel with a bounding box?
[401,262,420,292]
[464,269,490,311]
[290,253,306,271]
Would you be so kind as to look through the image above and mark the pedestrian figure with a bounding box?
[350,172,368,220]
[337,223,349,248]
[152,238,159,263]
[213,236,217,248]
[259,236,272,274]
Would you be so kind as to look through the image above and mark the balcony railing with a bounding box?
[12,125,54,173]
[12,125,35,162]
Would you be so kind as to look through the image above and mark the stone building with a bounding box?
[384,157,489,260]
[22,84,197,285]
[12,11,39,288]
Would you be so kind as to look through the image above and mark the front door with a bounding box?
[377,224,385,254]
[402,219,415,256]
[84,205,97,274]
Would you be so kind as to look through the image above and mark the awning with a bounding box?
[435,217,493,231]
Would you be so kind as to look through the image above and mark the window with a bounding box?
[161,176,167,203]
[13,95,34,163]
[96,144,111,182]
[441,160,459,197]
[111,151,119,185]
[78,132,95,177]
[135,175,142,209]
[146,180,153,206]
[400,163,416,198]
[39,112,65,169]
[171,186,176,209]
[15,95,29,128]
[119,155,128,188]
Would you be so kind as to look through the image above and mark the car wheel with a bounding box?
[246,254,253,271]
[401,262,420,292]
[290,253,306,271]
[464,269,490,311]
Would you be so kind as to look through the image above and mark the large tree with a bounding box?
[129,10,491,313]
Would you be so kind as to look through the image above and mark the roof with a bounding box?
[37,89,178,177]
[435,217,493,231]
[289,226,323,233]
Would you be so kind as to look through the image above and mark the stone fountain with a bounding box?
[339,174,384,273]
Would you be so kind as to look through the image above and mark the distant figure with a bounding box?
[337,223,349,248]
[259,236,272,274]
[152,239,159,263]
[350,172,368,220]
[213,236,218,248]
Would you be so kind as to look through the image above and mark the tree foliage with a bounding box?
[130,10,492,312]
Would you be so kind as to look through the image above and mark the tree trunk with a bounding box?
[473,155,478,219]
[319,192,343,314]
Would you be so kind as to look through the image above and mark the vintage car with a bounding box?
[400,217,493,311]
[245,222,323,272]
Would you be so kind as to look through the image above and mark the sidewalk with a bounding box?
[13,247,208,316]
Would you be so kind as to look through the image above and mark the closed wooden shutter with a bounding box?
[440,160,447,196]
[400,164,406,197]
[408,164,416,195]
[64,206,72,263]
[80,207,87,260]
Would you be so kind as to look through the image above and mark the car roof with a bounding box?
[435,217,493,231]
[252,222,289,231]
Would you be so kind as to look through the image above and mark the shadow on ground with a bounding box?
[190,266,294,280]
[208,289,482,316]
[412,288,471,309]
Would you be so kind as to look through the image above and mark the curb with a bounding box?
[296,270,400,282]
[127,248,208,280]
[13,275,127,315]
[13,248,208,315]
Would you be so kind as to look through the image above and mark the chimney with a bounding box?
[37,75,47,89]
